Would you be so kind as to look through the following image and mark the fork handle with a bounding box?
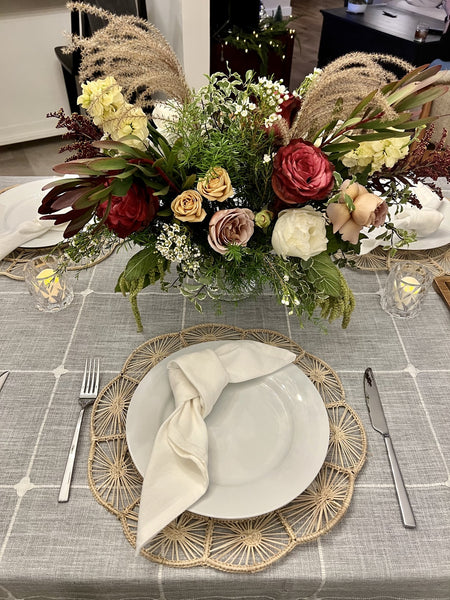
[58,407,85,503]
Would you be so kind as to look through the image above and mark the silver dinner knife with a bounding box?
[363,368,416,529]
[0,371,9,393]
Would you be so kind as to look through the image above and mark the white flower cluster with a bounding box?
[234,97,257,118]
[155,223,201,273]
[255,76,298,128]
[297,68,323,98]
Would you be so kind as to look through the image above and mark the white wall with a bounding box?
[145,0,210,91]
[0,0,71,146]
[0,0,210,146]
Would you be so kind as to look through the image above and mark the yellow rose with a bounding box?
[197,167,233,202]
[171,190,206,222]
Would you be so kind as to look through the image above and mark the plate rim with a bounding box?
[0,177,65,248]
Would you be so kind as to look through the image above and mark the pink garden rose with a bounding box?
[326,180,388,245]
[96,183,159,238]
[208,208,255,254]
[272,139,334,205]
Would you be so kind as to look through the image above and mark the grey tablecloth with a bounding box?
[0,176,449,600]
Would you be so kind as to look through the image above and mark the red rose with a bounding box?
[266,94,301,139]
[96,183,159,238]
[279,94,301,126]
[272,139,334,205]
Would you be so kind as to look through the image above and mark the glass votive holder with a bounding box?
[24,255,74,312]
[414,22,429,42]
[380,262,432,319]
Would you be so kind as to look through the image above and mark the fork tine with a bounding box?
[80,359,88,394]
[93,358,100,395]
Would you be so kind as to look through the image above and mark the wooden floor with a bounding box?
[0,1,336,176]
[290,0,339,87]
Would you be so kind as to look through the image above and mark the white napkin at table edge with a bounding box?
[0,205,55,261]
[135,340,296,555]
[359,187,448,255]
[392,206,444,237]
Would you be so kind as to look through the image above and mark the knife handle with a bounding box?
[384,436,416,528]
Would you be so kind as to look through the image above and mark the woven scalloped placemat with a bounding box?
[88,324,367,573]
[350,244,450,275]
[0,184,118,279]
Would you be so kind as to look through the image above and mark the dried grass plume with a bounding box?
[65,1,191,110]
[290,53,416,142]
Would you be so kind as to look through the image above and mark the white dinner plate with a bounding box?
[126,341,330,520]
[362,196,450,252]
[0,178,67,248]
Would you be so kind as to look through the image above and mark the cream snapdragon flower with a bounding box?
[77,76,124,126]
[342,135,410,175]
[103,103,149,150]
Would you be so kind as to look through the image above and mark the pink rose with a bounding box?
[96,183,159,238]
[208,208,255,254]
[272,139,334,205]
[326,180,388,245]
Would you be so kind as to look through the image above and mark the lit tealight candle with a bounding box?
[395,276,420,308]
[36,268,62,303]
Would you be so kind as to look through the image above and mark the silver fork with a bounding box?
[58,358,100,503]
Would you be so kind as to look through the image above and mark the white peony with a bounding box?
[271,206,328,260]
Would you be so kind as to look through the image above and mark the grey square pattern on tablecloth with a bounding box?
[0,176,449,600]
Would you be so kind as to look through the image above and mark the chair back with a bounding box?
[72,0,147,38]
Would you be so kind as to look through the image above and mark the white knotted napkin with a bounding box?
[0,206,55,260]
[392,206,444,237]
[359,184,447,254]
[135,340,296,554]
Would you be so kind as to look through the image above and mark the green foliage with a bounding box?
[115,242,170,332]
[164,72,278,211]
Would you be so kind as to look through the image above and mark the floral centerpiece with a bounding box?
[40,3,449,331]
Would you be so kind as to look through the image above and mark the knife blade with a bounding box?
[0,371,9,393]
[364,368,416,529]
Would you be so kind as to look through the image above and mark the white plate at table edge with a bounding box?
[126,341,330,520]
[0,178,67,248]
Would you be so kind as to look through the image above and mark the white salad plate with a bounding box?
[126,341,330,520]
[0,178,66,248]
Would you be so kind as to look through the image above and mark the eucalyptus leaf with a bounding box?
[153,185,170,197]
